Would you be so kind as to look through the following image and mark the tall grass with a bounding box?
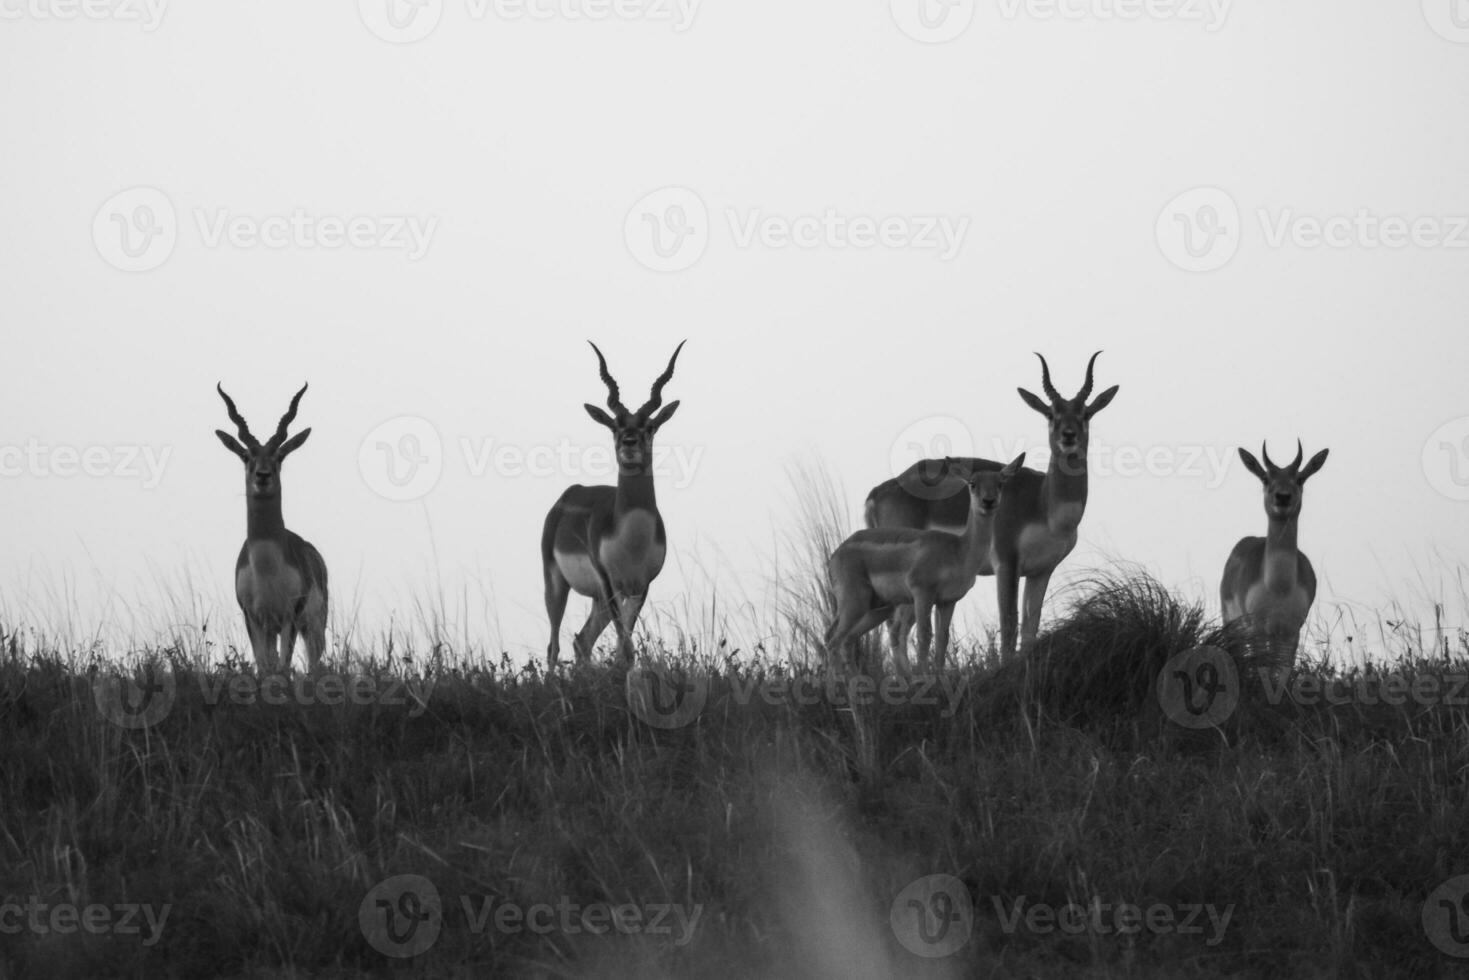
[4,463,1469,977]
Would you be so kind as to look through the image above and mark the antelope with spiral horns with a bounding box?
[826,454,1025,673]
[542,341,685,665]
[214,383,328,674]
[866,353,1119,660]
[1220,440,1328,678]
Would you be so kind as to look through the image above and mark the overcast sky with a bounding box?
[2,0,1467,663]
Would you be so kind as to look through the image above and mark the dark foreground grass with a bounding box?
[3,572,1469,979]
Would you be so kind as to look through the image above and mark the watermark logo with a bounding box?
[1422,0,1469,43]
[1156,186,1240,273]
[626,664,708,729]
[890,874,973,958]
[890,0,975,43]
[359,0,444,42]
[93,187,177,272]
[625,186,709,272]
[93,665,177,730]
[1423,416,1469,502]
[1156,645,1238,729]
[1424,874,1469,957]
[360,875,443,958]
[359,416,444,502]
[889,416,976,501]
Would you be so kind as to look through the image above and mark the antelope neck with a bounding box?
[246,493,288,541]
[1261,514,1301,589]
[1043,452,1089,525]
[614,467,658,517]
[959,497,991,575]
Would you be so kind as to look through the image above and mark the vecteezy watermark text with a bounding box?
[357,415,707,502]
[358,875,701,958]
[0,441,171,489]
[624,187,970,272]
[357,0,699,43]
[991,897,1234,945]
[0,0,167,30]
[93,187,438,272]
[0,898,170,946]
[1157,186,1469,272]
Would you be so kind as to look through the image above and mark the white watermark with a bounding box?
[0,0,166,30]
[1422,0,1469,43]
[460,437,704,488]
[890,0,1228,43]
[1424,874,1469,957]
[0,898,170,946]
[193,209,437,261]
[625,186,970,272]
[1424,416,1469,502]
[1158,186,1469,272]
[991,897,1234,945]
[890,875,974,958]
[359,875,701,958]
[358,415,704,502]
[995,0,1231,30]
[358,0,698,43]
[888,423,1239,489]
[93,187,437,272]
[0,441,171,489]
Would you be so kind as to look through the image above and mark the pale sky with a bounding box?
[2,0,1467,664]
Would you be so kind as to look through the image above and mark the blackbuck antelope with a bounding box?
[542,341,685,666]
[826,454,1025,674]
[1220,440,1329,678]
[866,352,1119,660]
[214,383,328,674]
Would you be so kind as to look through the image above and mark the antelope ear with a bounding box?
[1084,385,1119,419]
[584,404,617,429]
[648,400,680,431]
[1298,448,1329,483]
[215,430,249,462]
[1002,453,1026,478]
[1238,448,1268,483]
[277,428,311,460]
[1017,387,1052,419]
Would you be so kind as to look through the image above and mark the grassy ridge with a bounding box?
[2,573,1469,978]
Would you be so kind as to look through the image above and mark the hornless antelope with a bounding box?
[826,454,1025,674]
[542,341,685,666]
[1220,440,1329,678]
[214,383,328,674]
[866,353,1119,660]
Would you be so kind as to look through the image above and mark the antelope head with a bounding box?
[954,453,1027,516]
[214,383,312,500]
[1238,440,1329,521]
[1016,352,1119,465]
[583,341,685,474]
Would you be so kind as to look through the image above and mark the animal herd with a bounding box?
[213,345,1328,678]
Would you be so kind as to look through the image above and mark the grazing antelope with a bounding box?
[214,383,328,674]
[1220,440,1329,678]
[542,341,685,666]
[866,353,1119,660]
[826,454,1025,674]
